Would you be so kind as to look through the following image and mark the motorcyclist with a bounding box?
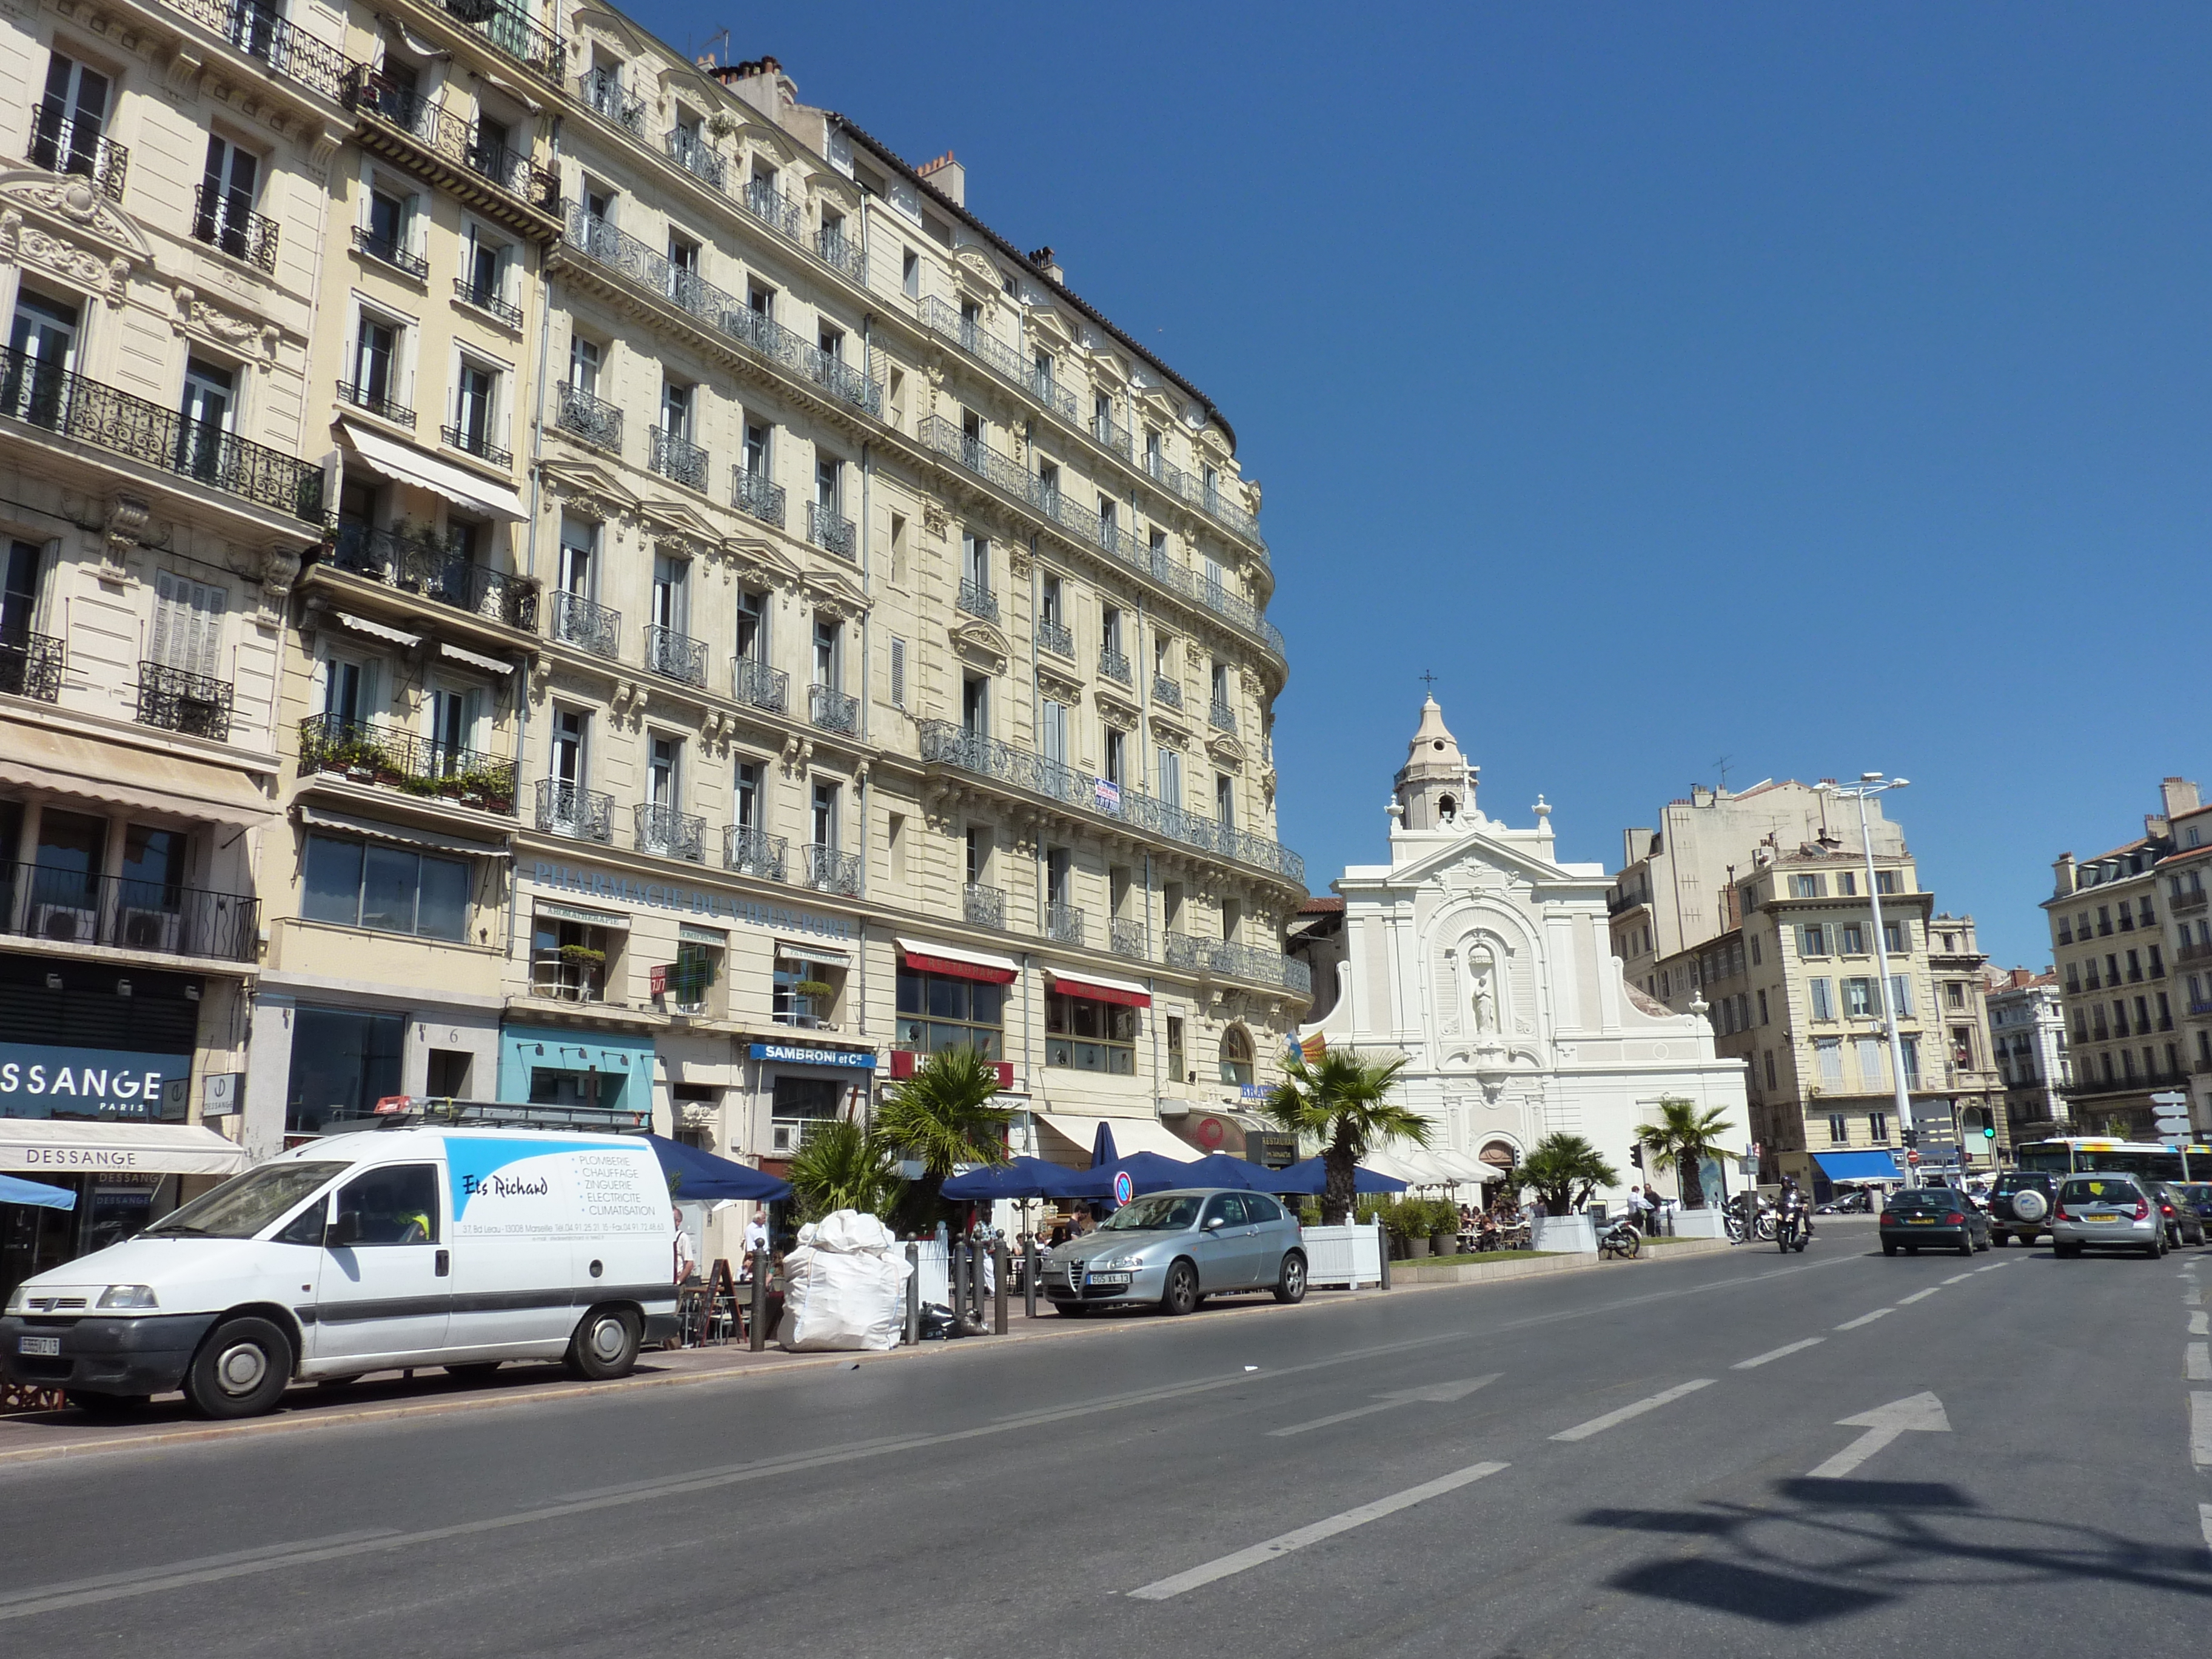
[1779,1174,1814,1241]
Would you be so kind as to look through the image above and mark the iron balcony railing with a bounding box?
[742,176,805,241]
[1110,916,1146,960]
[577,69,646,135]
[724,824,787,882]
[351,224,427,280]
[732,465,785,527]
[1045,902,1084,946]
[193,185,280,273]
[1145,449,1265,551]
[28,103,126,203]
[664,128,725,189]
[534,777,611,842]
[1037,617,1073,659]
[344,69,560,210]
[1153,675,1182,711]
[808,501,856,558]
[549,590,620,658]
[135,660,232,740]
[1,862,257,962]
[442,421,512,469]
[1163,931,1312,996]
[555,381,622,451]
[803,344,879,413]
[635,801,705,862]
[161,0,352,99]
[732,654,788,714]
[809,682,858,735]
[817,224,865,284]
[2179,940,2212,965]
[643,622,707,686]
[337,377,415,427]
[964,882,1005,930]
[440,0,566,83]
[0,344,325,522]
[454,275,523,329]
[0,632,65,702]
[920,414,1031,498]
[326,523,538,631]
[298,714,517,814]
[957,577,999,622]
[1091,409,1133,460]
[649,427,709,490]
[1099,648,1131,686]
[2175,888,2210,914]
[804,843,862,897]
[918,298,1078,424]
[1209,699,1237,734]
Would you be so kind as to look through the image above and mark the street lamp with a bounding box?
[1819,773,1917,1185]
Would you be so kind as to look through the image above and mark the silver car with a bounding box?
[1044,1188,1307,1316]
[2051,1174,2166,1259]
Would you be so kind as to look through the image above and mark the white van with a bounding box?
[0,1127,677,1418]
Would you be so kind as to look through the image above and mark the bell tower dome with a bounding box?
[1394,697,1475,831]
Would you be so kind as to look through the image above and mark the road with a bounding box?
[3,1221,2207,1655]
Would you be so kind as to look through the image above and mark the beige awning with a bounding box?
[338,421,527,521]
[0,716,272,826]
[1033,1111,1196,1162]
[297,803,508,859]
[0,1118,247,1177]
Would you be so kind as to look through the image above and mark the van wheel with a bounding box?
[67,1390,149,1417]
[1273,1251,1309,1305]
[444,1362,502,1382]
[565,1307,641,1380]
[184,1317,293,1419]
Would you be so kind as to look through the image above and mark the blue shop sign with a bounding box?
[0,1043,193,1121]
[749,1044,877,1070]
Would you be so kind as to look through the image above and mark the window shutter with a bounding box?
[149,570,179,666]
[889,636,905,706]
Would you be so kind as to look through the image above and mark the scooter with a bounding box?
[1599,1216,1643,1259]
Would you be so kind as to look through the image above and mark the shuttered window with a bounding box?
[150,571,225,677]
[888,635,905,707]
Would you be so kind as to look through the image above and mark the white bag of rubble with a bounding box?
[777,1209,912,1352]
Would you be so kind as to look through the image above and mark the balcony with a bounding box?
[802,345,880,416]
[1045,902,1084,947]
[1037,617,1074,659]
[156,0,353,100]
[740,176,805,242]
[134,661,232,741]
[664,127,725,189]
[534,777,611,843]
[27,102,126,203]
[324,523,537,632]
[2177,889,2210,916]
[918,298,1078,426]
[2192,999,2212,1017]
[454,275,523,330]
[1145,451,1265,552]
[732,465,785,528]
[442,421,512,470]
[957,577,999,622]
[554,381,623,452]
[193,186,280,274]
[0,346,325,523]
[1209,699,1237,734]
[649,427,709,491]
[338,377,415,429]
[549,590,620,659]
[732,654,788,714]
[964,882,1005,930]
[2181,940,2212,966]
[724,824,787,882]
[920,414,1033,501]
[634,801,705,863]
[1163,932,1312,996]
[1153,675,1182,711]
[439,0,566,85]
[1,862,257,963]
[1110,916,1146,960]
[1099,647,1131,686]
[0,632,64,702]
[343,68,560,227]
[298,714,516,815]
[807,501,856,559]
[638,622,706,688]
[817,223,865,284]
[1092,410,1133,460]
[809,682,858,736]
[350,224,427,280]
[804,843,862,898]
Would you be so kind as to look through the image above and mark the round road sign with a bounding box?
[1113,1170,1134,1207]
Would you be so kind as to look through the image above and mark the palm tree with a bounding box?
[786,1119,905,1222]
[1633,1096,1735,1210]
[1515,1133,1619,1217]
[872,1047,1012,1228]
[1261,1049,1428,1225]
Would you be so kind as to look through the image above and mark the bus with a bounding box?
[2014,1137,2212,1182]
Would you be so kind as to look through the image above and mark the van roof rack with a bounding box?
[366,1096,651,1134]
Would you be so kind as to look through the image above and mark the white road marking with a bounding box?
[2193,1312,2209,1336]
[2189,1343,2211,1382]
[1897,1287,1942,1305]
[2192,1393,2212,1468]
[2199,1503,2212,1553]
[1267,1374,1500,1437]
[1942,1272,1975,1285]
[1125,1461,1510,1600]
[1550,1379,1715,1442]
[1806,1392,1951,1479]
[1732,1338,1825,1370]
[1974,1261,2009,1273]
[1835,1309,1895,1330]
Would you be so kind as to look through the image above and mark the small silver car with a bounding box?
[1044,1188,1307,1316]
[2051,1174,2165,1259]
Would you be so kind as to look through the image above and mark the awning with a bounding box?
[332,611,420,648]
[0,1172,75,1209]
[439,642,515,675]
[1046,968,1151,1008]
[338,421,527,521]
[297,803,508,859]
[1034,1111,1193,1161]
[896,937,1019,984]
[778,937,851,964]
[1814,1150,1906,1184]
[0,1119,247,1177]
[534,898,630,930]
[0,716,272,826]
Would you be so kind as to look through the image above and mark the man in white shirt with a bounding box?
[672,1208,699,1284]
[743,1210,769,1258]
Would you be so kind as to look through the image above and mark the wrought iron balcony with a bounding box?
[919,414,1031,498]
[809,682,858,735]
[724,824,787,882]
[635,800,705,862]
[918,297,1079,425]
[964,882,1005,930]
[298,714,517,814]
[0,632,64,702]
[1,861,257,962]
[808,501,856,558]
[957,577,999,622]
[454,275,523,329]
[2180,939,2212,965]
[1162,932,1312,996]
[1091,409,1133,460]
[1153,675,1182,711]
[325,523,538,631]
[159,0,353,100]
[1045,902,1084,947]
[664,127,725,189]
[643,622,707,686]
[1110,916,1147,960]
[577,69,645,133]
[1145,449,1265,551]
[802,344,881,416]
[1037,617,1073,659]
[732,654,788,714]
[804,843,862,897]
[344,68,560,212]
[442,422,512,469]
[350,223,427,280]
[555,381,623,451]
[817,223,866,284]
[534,777,612,842]
[1209,699,1237,734]
[732,465,785,527]
[549,590,620,659]
[2176,888,2210,915]
[135,660,232,740]
[649,426,709,490]
[337,377,415,427]
[0,344,325,522]
[1099,648,1131,686]
[742,176,805,241]
[194,185,280,273]
[441,0,566,84]
[28,102,126,203]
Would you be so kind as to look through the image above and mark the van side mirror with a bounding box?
[326,1210,361,1248]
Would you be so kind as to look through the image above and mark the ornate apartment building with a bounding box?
[1982,966,2070,1138]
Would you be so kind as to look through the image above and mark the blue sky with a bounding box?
[633,2,2208,968]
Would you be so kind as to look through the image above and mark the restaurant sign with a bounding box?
[526,860,856,942]
[0,1043,193,1121]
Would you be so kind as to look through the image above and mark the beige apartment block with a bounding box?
[1982,966,2070,1139]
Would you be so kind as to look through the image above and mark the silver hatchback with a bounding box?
[2051,1174,2166,1259]
[1044,1188,1307,1316]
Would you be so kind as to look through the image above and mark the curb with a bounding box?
[1392,1236,1735,1284]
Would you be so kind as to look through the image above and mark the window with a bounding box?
[736,586,767,663]
[530,912,615,1003]
[151,570,226,680]
[768,1076,840,1155]
[1874,870,1899,894]
[888,636,906,707]
[1901,1037,1920,1086]
[774,953,842,1029]
[811,779,839,852]
[301,833,469,940]
[349,310,404,415]
[4,290,78,428]
[285,1007,404,1134]
[961,674,988,738]
[646,734,680,806]
[1840,923,1865,954]
[1041,572,1065,631]
[1157,748,1182,809]
[1218,1025,1254,1086]
[1869,1111,1888,1144]
[1883,921,1908,954]
[1790,874,1824,899]
[1104,728,1125,788]
[1757,988,1769,1025]
[1167,1016,1187,1082]
[461,226,508,312]
[549,705,587,786]
[813,618,840,691]
[1764,1050,1777,1089]
[733,760,761,830]
[1837,871,1857,896]
[1040,698,1068,768]
[1882,975,1908,1017]
[901,248,919,297]
[1101,604,1124,660]
[569,335,600,395]
[32,52,111,184]
[452,360,498,456]
[962,530,990,594]
[1828,1114,1848,1145]
[195,134,262,262]
[1046,988,1138,1074]
[1215,773,1235,830]
[1749,934,1761,967]
[1815,1038,1843,1085]
[1945,981,1965,1009]
[1800,924,1828,956]
[894,966,1004,1059]
[661,378,692,441]
[1950,1025,1975,1067]
[1844,977,1874,1018]
[1809,977,1834,1019]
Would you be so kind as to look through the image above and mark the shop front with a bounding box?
[746,1040,878,1162]
[496,1025,656,1126]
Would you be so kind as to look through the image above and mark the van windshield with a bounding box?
[143,1162,350,1239]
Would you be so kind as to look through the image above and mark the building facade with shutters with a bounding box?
[1982,967,2070,1140]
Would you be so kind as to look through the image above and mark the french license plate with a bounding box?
[17,1335,60,1357]
[2087,1214,2121,1224]
[1909,1218,1934,1225]
[1088,1272,1131,1287]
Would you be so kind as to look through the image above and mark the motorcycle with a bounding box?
[1599,1216,1643,1259]
[1775,1192,1810,1253]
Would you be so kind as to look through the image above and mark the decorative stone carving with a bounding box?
[1007,543,1033,579]
[98,493,150,585]
[254,543,301,626]
[920,501,950,539]
[947,614,1011,673]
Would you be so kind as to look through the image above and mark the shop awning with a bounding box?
[534,899,629,930]
[338,421,528,521]
[0,716,272,826]
[1814,1150,1906,1184]
[896,937,1019,985]
[298,803,509,859]
[1045,968,1151,1008]
[778,937,851,963]
[439,642,515,676]
[0,1172,76,1209]
[1034,1111,1193,1161]
[332,611,420,648]
[0,1119,247,1177]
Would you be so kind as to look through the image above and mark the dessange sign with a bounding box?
[0,1042,192,1121]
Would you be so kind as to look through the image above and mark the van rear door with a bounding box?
[310,1161,451,1367]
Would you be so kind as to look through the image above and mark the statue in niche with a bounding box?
[1469,945,1499,1034]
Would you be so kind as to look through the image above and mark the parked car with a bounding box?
[1988,1170,2058,1246]
[2051,1174,2165,1259]
[1879,1187,1991,1256]
[2169,1182,2212,1241]
[1044,1189,1306,1316]
[2145,1181,2207,1247]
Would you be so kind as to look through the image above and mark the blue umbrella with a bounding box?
[1179,1151,1281,1190]
[1092,1150,1197,1199]
[941,1156,1099,1201]
[1089,1121,1118,1168]
[645,1134,792,1202]
[0,1173,75,1210]
[1269,1156,1409,1196]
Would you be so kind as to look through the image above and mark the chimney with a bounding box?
[917,150,964,207]
[1690,785,1714,808]
[714,55,788,122]
[2162,777,2201,821]
[1027,245,1062,283]
[2053,852,2076,898]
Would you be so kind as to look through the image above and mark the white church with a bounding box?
[1292,699,1749,1210]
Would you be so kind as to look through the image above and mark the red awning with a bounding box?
[1047,973,1151,1009]
[901,949,1017,985]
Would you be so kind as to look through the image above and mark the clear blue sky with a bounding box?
[633,1,2208,969]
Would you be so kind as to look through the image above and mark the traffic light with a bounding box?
[1631,1145,1644,1170]
[1982,1120,1997,1141]
[1902,1128,1919,1149]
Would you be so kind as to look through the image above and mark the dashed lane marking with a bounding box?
[2189,1344,2210,1382]
[1732,1338,1825,1371]
[1897,1288,1942,1306]
[1835,1309,1895,1331]
[1550,1380,1715,1443]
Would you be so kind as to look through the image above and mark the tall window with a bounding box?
[32,53,110,181]
[4,291,78,423]
[1157,748,1182,809]
[176,358,233,479]
[1218,1026,1253,1087]
[550,706,586,783]
[648,734,679,806]
[962,530,989,593]
[961,674,988,739]
[1104,728,1125,788]
[812,618,840,690]
[1215,773,1235,830]
[151,571,226,680]
[735,587,766,661]
[569,335,600,394]
[1040,699,1068,768]
[734,760,760,828]
[651,552,688,634]
[196,135,260,260]
[454,361,496,454]
[811,779,838,851]
[557,515,594,596]
[351,313,400,410]
[662,378,691,439]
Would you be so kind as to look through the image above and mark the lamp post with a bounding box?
[1820,773,1918,1186]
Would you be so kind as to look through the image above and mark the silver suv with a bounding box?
[2051,1174,2165,1259]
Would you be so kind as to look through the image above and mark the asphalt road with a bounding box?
[4,1221,2207,1657]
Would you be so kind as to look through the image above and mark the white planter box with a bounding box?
[1533,1213,1597,1255]
[1669,1207,1730,1239]
[1302,1224,1386,1288]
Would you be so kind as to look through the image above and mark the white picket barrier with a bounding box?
[1301,1223,1385,1289]
[913,1240,950,1308]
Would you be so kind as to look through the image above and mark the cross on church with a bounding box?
[1420,669,1438,694]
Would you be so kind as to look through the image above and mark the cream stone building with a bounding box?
[1982,967,2070,1139]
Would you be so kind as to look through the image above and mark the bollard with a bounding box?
[1376,1218,1392,1290]
[905,1241,920,1345]
[748,1248,769,1352]
[1023,1236,1038,1321]
[950,1241,969,1336]
[993,1241,1009,1335]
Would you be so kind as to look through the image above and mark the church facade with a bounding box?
[1294,700,1751,1204]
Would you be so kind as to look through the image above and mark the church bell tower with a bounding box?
[1395,697,1476,831]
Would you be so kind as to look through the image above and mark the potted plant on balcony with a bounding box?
[558,944,605,969]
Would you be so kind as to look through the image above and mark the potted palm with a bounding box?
[1634,1098,1738,1238]
[786,1119,905,1222]
[872,1047,1011,1235]
[1259,1048,1429,1227]
[1514,1133,1618,1255]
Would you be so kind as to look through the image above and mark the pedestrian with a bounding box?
[672,1207,698,1285]
[743,1208,769,1259]
[1624,1185,1651,1231]
[1645,1185,1667,1235]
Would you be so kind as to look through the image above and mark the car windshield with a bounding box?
[142,1162,350,1239]
[1098,1195,1203,1232]
[2058,1178,2140,1207]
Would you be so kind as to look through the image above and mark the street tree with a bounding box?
[786,1119,905,1222]
[1632,1096,1735,1210]
[872,1047,1012,1229]
[1516,1133,1619,1217]
[1261,1048,1427,1225]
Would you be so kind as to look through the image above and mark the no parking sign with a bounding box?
[1113,1170,1134,1207]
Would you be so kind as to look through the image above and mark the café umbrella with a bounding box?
[940,1156,1101,1201]
[1268,1156,1410,1196]
[644,1135,793,1202]
[0,1173,76,1210]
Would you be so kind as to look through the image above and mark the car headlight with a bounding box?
[1096,1254,1144,1271]
[3,1284,29,1315]
[96,1285,158,1310]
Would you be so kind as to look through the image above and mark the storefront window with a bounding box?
[666,941,720,1016]
[1045,990,1138,1074]
[774,954,842,1029]
[770,1074,844,1154]
[286,1005,404,1134]
[302,834,469,941]
[531,916,615,1002]
[1167,1016,1185,1083]
[894,967,1004,1059]
[528,1063,625,1110]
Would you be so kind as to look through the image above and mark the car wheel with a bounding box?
[565,1305,641,1380]
[1993,1232,2009,1247]
[184,1316,293,1419]
[67,1390,149,1417]
[1957,1236,1974,1256]
[1161,1259,1201,1316]
[1273,1250,1309,1305]
[1882,1241,1897,1256]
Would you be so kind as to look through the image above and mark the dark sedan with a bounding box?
[1880,1187,1992,1256]
[2148,1181,2209,1247]
[2169,1183,2212,1242]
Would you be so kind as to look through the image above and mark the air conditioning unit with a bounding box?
[119,908,182,953]
[31,903,96,945]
